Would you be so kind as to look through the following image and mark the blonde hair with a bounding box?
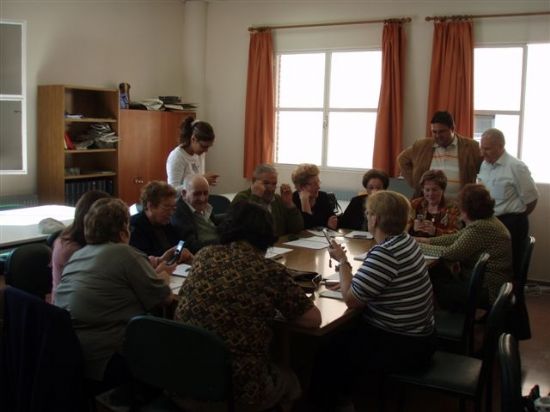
[367,191,411,235]
[291,163,320,188]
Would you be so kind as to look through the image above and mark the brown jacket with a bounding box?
[398,135,482,197]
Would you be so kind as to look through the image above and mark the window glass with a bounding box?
[0,23,22,95]
[276,111,323,164]
[0,101,23,170]
[278,53,325,108]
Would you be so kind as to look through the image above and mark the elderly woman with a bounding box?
[338,168,389,230]
[291,163,338,230]
[166,116,218,192]
[311,191,435,410]
[419,183,513,309]
[55,198,175,393]
[409,169,462,237]
[130,180,192,262]
[51,190,111,295]
[174,201,321,411]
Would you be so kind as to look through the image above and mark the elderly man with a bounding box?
[478,128,538,272]
[232,163,303,237]
[171,174,221,254]
[398,111,482,198]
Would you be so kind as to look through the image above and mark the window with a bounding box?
[0,21,26,174]
[474,43,550,183]
[275,50,382,169]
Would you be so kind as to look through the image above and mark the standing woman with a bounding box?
[291,163,338,230]
[166,116,218,193]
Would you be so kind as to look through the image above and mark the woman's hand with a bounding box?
[299,190,312,214]
[204,172,219,186]
[179,248,193,263]
[327,240,347,262]
[327,215,338,230]
[280,184,294,208]
[156,260,177,276]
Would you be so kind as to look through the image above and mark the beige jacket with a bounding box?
[398,135,482,197]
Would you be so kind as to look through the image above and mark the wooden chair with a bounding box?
[435,253,490,355]
[96,315,234,411]
[389,282,515,412]
[498,333,524,412]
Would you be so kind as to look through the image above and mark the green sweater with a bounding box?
[232,189,304,237]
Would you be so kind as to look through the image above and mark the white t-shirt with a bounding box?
[166,146,205,193]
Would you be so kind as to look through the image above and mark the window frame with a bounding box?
[274,48,381,170]
[0,20,27,175]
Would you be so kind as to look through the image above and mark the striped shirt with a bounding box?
[431,137,460,198]
[351,233,434,336]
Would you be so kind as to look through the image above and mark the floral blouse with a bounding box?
[409,196,463,237]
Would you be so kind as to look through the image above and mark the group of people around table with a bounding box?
[50,110,539,411]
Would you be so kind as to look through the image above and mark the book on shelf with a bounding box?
[64,177,114,206]
[64,132,75,150]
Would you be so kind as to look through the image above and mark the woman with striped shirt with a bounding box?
[310,191,435,411]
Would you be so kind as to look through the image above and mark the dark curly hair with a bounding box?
[219,201,277,252]
[458,184,495,220]
[362,169,389,190]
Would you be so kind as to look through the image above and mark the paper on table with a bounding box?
[353,251,368,261]
[344,230,374,240]
[172,263,191,277]
[283,237,328,250]
[307,228,340,237]
[169,276,185,291]
[265,246,293,259]
[323,272,340,280]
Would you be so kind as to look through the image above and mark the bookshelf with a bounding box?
[37,85,119,205]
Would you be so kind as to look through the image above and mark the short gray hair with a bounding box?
[182,174,209,193]
[481,128,506,146]
[253,163,277,180]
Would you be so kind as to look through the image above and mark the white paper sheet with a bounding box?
[307,228,340,237]
[172,263,191,277]
[283,237,328,250]
[265,246,293,259]
[344,230,374,240]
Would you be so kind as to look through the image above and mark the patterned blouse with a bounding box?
[421,216,513,303]
[174,241,314,405]
[409,196,463,237]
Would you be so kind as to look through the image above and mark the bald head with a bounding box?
[182,175,210,212]
[480,128,506,164]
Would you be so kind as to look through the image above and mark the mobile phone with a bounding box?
[166,240,185,265]
[322,228,332,246]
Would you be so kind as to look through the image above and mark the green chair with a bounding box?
[389,282,514,412]
[97,315,234,411]
[435,253,489,355]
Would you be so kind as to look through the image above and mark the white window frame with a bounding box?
[274,48,381,170]
[0,20,27,174]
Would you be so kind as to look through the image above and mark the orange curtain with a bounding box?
[243,30,275,179]
[426,19,474,137]
[373,22,406,177]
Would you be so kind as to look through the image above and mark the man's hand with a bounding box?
[251,179,266,198]
[280,183,294,208]
[327,215,338,230]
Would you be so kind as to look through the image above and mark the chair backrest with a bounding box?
[462,252,490,353]
[479,282,515,388]
[5,243,52,300]
[124,315,233,405]
[208,194,231,216]
[516,236,535,289]
[498,333,524,412]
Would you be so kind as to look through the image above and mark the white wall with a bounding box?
[1,0,548,280]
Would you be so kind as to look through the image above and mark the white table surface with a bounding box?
[0,205,75,249]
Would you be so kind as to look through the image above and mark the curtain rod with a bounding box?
[425,10,550,22]
[248,17,411,32]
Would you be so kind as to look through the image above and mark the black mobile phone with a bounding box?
[166,240,185,265]
[322,229,332,246]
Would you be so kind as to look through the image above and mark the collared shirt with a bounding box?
[478,151,539,216]
[184,200,213,221]
[431,136,460,198]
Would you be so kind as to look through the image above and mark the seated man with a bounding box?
[232,163,303,237]
[171,174,221,254]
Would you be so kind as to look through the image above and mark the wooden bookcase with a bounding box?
[37,85,119,204]
[118,109,195,204]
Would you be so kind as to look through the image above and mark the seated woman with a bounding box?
[55,198,175,393]
[418,183,513,309]
[291,163,338,230]
[409,169,462,237]
[51,190,111,296]
[338,168,389,230]
[310,191,435,411]
[130,180,192,262]
[174,201,321,412]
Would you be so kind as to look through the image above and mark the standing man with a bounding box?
[232,164,304,237]
[398,111,482,198]
[171,175,221,254]
[478,128,538,272]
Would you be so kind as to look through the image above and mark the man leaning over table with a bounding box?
[398,110,482,198]
[478,128,538,273]
[232,163,304,237]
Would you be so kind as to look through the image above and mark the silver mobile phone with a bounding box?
[322,229,332,246]
[166,240,185,265]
